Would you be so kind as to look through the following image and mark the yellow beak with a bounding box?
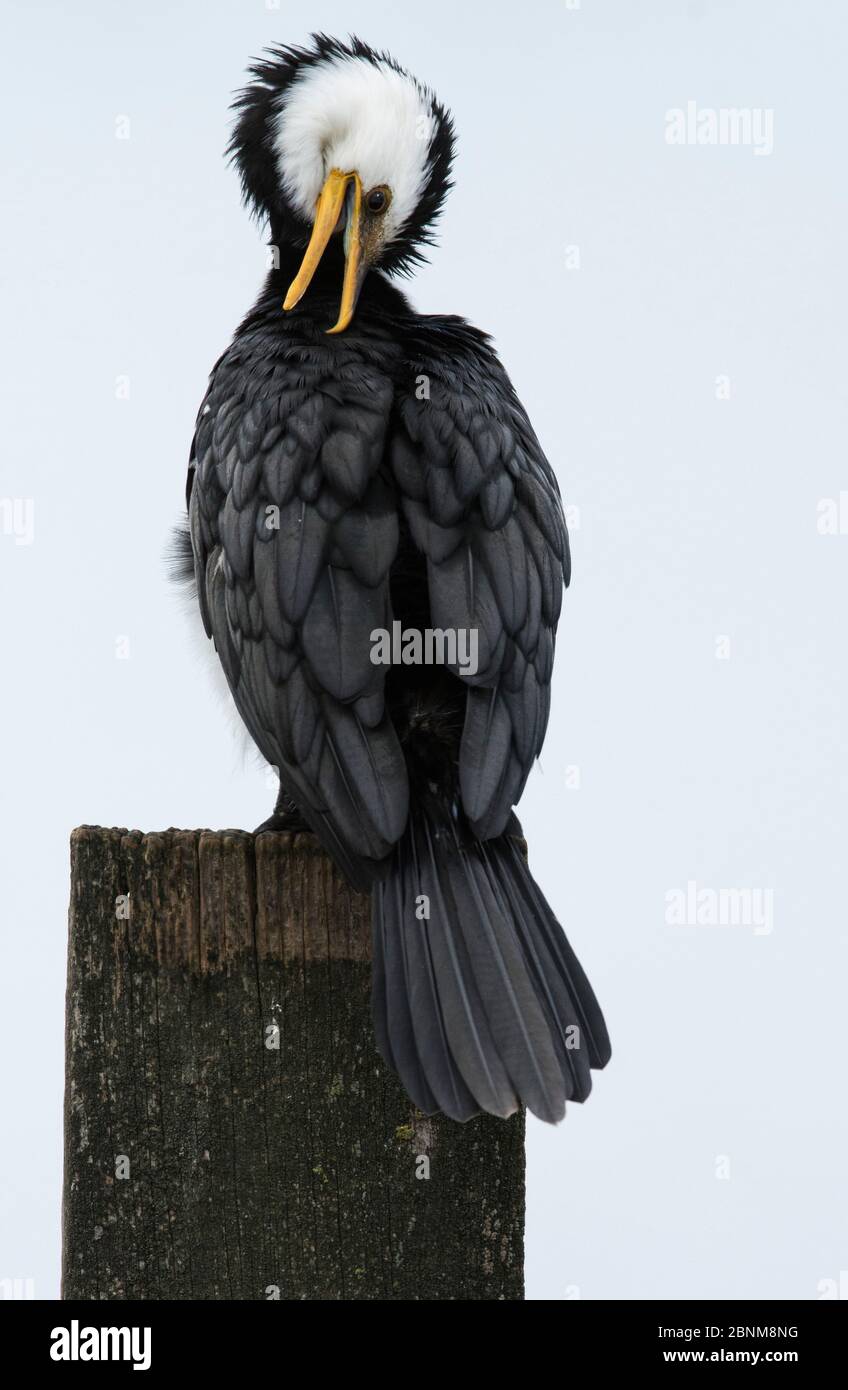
[282,168,364,335]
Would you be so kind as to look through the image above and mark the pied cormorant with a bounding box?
[175,34,611,1123]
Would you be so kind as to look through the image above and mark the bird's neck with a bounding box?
[252,237,413,328]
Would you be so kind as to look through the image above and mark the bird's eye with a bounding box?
[366,186,390,214]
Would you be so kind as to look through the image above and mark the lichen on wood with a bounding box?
[62,827,525,1300]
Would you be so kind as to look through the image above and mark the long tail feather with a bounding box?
[371,808,611,1124]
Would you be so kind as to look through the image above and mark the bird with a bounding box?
[173,33,611,1124]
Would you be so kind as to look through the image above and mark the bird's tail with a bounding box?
[371,805,611,1123]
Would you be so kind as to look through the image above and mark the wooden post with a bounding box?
[62,827,525,1300]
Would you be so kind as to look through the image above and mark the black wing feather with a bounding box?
[186,313,409,888]
[393,316,570,841]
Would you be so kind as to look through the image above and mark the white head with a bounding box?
[274,53,437,253]
[229,35,455,329]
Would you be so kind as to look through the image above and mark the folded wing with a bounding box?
[187,328,409,888]
[391,317,569,840]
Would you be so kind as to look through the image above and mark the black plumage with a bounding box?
[175,34,611,1122]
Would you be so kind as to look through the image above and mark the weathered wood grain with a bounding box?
[62,828,525,1300]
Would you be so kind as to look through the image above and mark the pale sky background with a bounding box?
[1,0,846,1301]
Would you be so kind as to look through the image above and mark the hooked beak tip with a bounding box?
[280,168,367,334]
